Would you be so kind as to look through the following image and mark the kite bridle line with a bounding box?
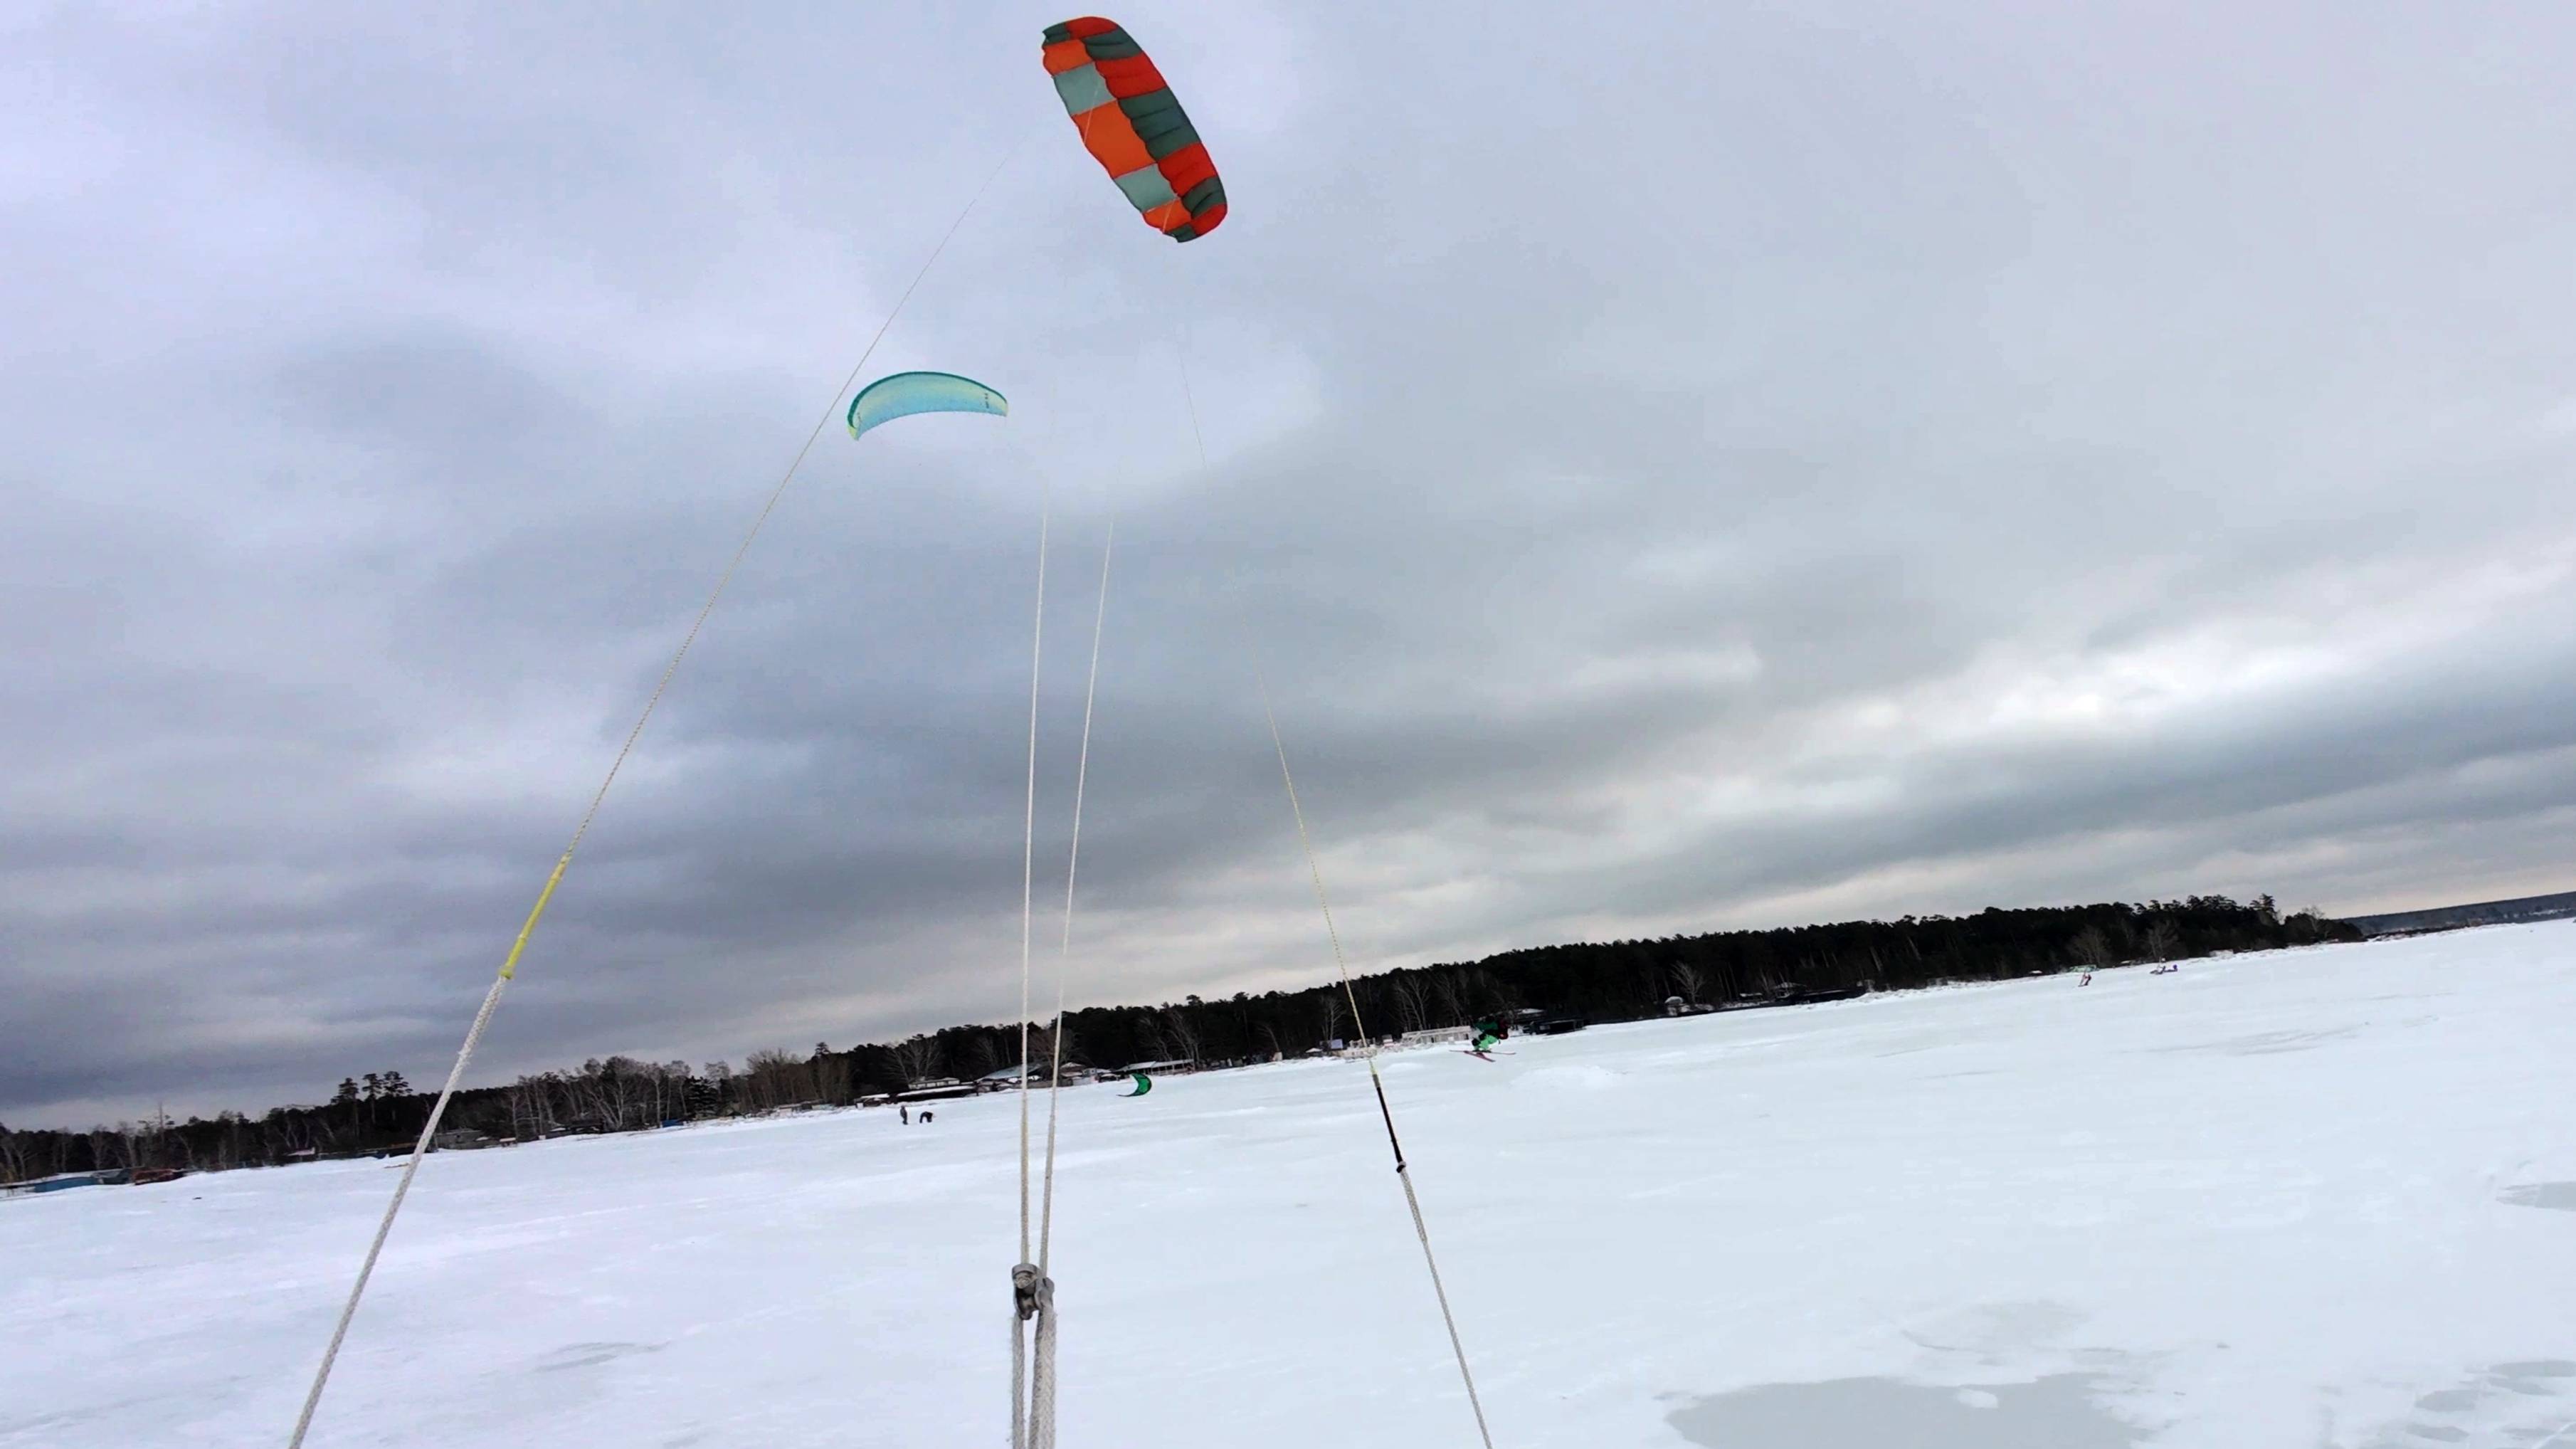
[284,140,1025,1449]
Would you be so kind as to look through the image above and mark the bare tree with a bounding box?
[505,1076,547,1137]
[1044,1021,1080,1078]
[208,1113,247,1171]
[2144,917,2181,961]
[1316,991,1346,1047]
[134,1105,172,1171]
[813,1051,853,1105]
[1669,961,1705,1005]
[890,1035,944,1088]
[745,1049,813,1108]
[1161,1006,1203,1063]
[1388,973,1432,1034]
[2071,926,2116,970]
[1430,971,1467,1027]
[583,1057,648,1129]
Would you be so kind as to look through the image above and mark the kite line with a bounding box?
[285,146,1021,1449]
[1171,289,1495,1446]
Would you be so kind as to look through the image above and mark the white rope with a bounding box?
[1171,278,1495,1444]
[1010,1306,1028,1449]
[1015,495,1050,1265]
[1390,1139,1492,1448]
[1260,680,1497,1449]
[1039,519,1112,1273]
[1010,492,1050,1449]
[1010,1286,1030,1449]
[1010,1262,1060,1449]
[1031,1288,1060,1449]
[285,144,1020,1449]
[1011,520,1114,1449]
[1012,506,1111,1449]
[285,972,506,1448]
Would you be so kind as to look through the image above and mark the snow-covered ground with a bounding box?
[6,925,2574,1448]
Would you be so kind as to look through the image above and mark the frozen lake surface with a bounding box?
[5,924,2572,1447]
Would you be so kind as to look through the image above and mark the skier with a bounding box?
[1467,1018,1506,1059]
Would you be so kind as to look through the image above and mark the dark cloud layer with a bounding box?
[6,2,2575,1125]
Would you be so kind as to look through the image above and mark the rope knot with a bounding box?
[1011,1262,1052,1322]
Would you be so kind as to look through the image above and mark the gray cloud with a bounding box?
[6,1,2575,1125]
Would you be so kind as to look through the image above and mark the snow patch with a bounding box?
[1511,1063,1625,1092]
[1668,1374,2141,1448]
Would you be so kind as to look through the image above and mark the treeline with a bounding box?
[0,1073,440,1183]
[998,892,2350,1070]
[2,894,2351,1181]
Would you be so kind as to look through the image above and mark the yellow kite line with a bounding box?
[284,144,1023,1449]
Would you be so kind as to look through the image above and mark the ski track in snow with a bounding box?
[4,925,2574,1447]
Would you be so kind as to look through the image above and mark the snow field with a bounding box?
[4,924,2572,1447]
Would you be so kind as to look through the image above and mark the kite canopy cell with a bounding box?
[845,371,1009,441]
[1042,17,1226,241]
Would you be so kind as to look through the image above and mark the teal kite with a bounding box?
[846,371,1008,441]
[1123,1073,1151,1097]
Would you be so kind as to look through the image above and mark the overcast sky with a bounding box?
[6,1,2574,1127]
